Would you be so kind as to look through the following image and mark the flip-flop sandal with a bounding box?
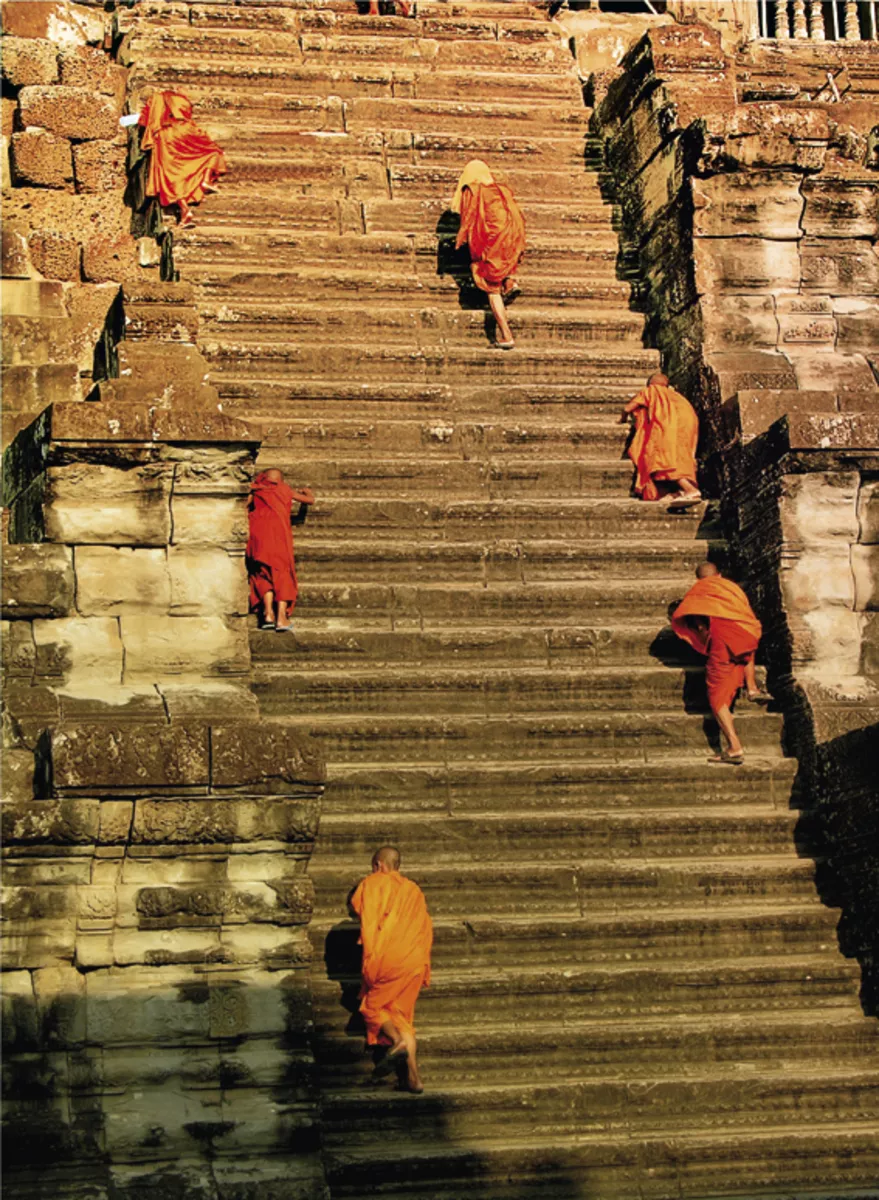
[503,284,522,303]
[668,492,702,508]
[495,340,516,351]
[261,622,275,631]
[747,691,772,704]
[708,751,745,766]
[275,625,294,634]
[372,1048,408,1079]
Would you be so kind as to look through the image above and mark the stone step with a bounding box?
[285,496,709,541]
[305,803,799,862]
[270,709,786,765]
[314,903,836,979]
[364,193,615,234]
[254,538,716,585]
[200,342,658,384]
[132,53,581,103]
[279,578,697,624]
[312,955,860,1027]
[316,753,798,814]
[322,1124,879,1199]
[314,1006,875,1086]
[218,380,644,424]
[268,454,638,497]
[254,663,723,715]
[201,306,643,352]
[319,1067,879,1147]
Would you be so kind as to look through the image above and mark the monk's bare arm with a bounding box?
[290,487,315,506]
[620,394,645,423]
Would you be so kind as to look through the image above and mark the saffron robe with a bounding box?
[456,181,526,295]
[672,577,762,711]
[246,473,298,611]
[625,383,699,501]
[351,870,433,1046]
[140,90,226,209]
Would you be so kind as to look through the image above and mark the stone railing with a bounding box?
[2,721,328,1199]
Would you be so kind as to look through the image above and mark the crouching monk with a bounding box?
[672,563,770,765]
[351,846,433,1094]
[622,371,701,505]
[246,469,314,633]
[452,159,526,350]
[140,89,226,229]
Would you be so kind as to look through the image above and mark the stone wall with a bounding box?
[591,22,879,1013]
[2,721,327,1200]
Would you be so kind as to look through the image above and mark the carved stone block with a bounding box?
[75,546,171,616]
[10,131,74,190]
[18,86,119,142]
[2,544,74,619]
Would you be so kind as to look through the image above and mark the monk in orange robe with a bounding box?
[452,159,526,350]
[621,371,701,505]
[350,846,433,1094]
[139,90,226,229]
[368,1,412,12]
[246,469,314,633]
[672,563,770,764]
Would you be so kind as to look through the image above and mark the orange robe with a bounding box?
[672,577,762,711]
[140,90,226,208]
[625,383,699,502]
[246,473,298,611]
[456,181,526,295]
[350,870,433,1046]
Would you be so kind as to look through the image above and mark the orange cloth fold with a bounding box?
[625,383,699,501]
[140,90,226,208]
[350,870,433,1046]
[672,577,762,711]
[246,472,298,611]
[455,180,526,295]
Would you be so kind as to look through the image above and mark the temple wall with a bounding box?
[2,5,328,1195]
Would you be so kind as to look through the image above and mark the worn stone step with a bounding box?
[293,496,709,541]
[314,1006,875,1086]
[323,1124,879,1199]
[309,854,810,922]
[246,456,637,498]
[364,193,616,234]
[312,955,860,1028]
[271,709,786,765]
[133,54,581,103]
[306,803,799,863]
[256,538,716,586]
[284,577,697,624]
[254,663,723,715]
[315,754,799,814]
[320,1067,879,1146]
[199,303,644,349]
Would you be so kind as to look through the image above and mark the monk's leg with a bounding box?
[379,1019,406,1056]
[677,477,701,497]
[262,588,275,626]
[488,292,514,346]
[713,701,744,757]
[368,0,379,11]
[276,599,290,631]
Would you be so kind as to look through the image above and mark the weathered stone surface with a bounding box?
[58,45,127,99]
[2,544,74,619]
[82,232,141,283]
[1,37,59,87]
[694,236,801,293]
[802,179,879,239]
[852,545,879,612]
[210,725,325,793]
[167,546,248,616]
[780,472,860,545]
[800,236,879,295]
[42,463,174,545]
[18,86,119,142]
[158,682,259,721]
[75,546,171,616]
[1,2,106,45]
[691,173,804,240]
[170,494,250,548]
[2,621,36,679]
[858,480,879,544]
[33,616,123,684]
[120,616,249,680]
[72,140,127,194]
[833,297,879,353]
[701,293,777,350]
[26,229,80,280]
[10,131,74,190]
[2,227,33,278]
[49,723,209,794]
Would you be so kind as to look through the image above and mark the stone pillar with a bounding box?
[1,721,328,1200]
[792,0,809,37]
[808,0,826,38]
[3,402,259,724]
[775,0,791,37]
[844,0,861,38]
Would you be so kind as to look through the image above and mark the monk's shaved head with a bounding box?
[696,562,720,579]
[648,371,669,387]
[372,845,401,872]
[263,468,284,483]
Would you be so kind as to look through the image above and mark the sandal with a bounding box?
[503,281,521,303]
[275,624,294,634]
[708,750,745,766]
[668,490,702,508]
[747,690,771,705]
[495,340,516,351]
[261,621,275,631]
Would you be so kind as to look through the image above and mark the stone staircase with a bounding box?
[124,2,878,1195]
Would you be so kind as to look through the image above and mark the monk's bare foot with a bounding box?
[406,1068,424,1094]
